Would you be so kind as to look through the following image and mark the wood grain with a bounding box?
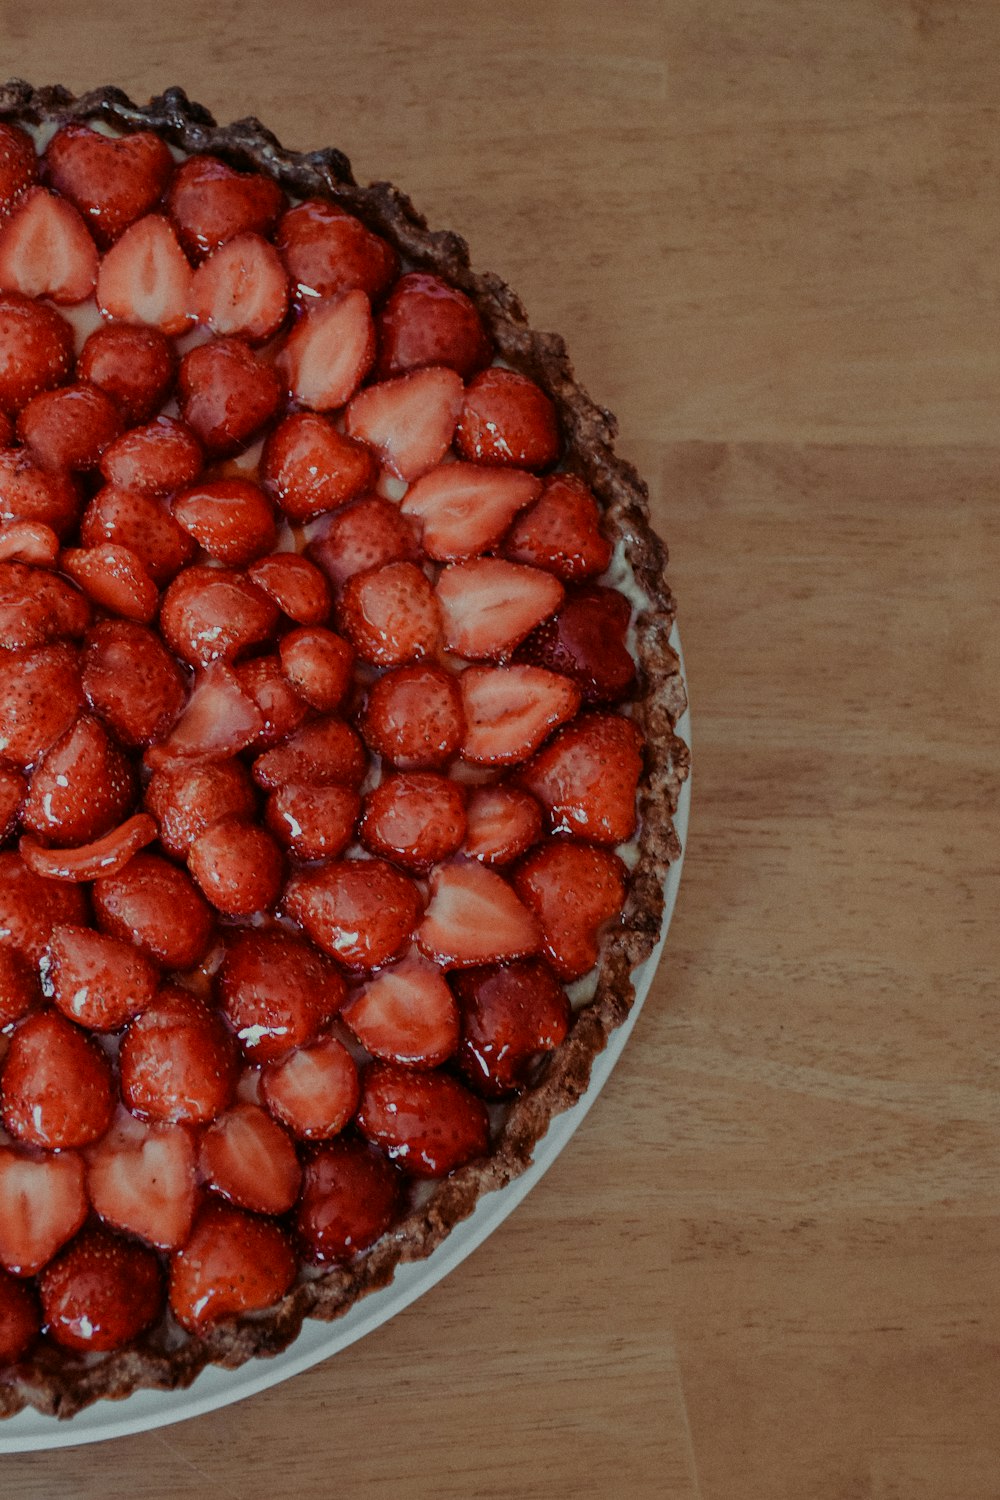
[2,3,998,1496]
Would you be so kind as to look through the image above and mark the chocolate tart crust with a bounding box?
[0,81,689,1421]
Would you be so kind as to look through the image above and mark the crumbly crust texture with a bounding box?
[0,80,689,1421]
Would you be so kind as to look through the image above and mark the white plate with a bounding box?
[0,635,690,1453]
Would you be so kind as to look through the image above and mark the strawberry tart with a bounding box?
[0,81,688,1420]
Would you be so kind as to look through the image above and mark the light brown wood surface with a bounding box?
[3,3,998,1496]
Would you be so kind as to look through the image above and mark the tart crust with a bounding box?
[0,80,689,1420]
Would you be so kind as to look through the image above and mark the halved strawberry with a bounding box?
[459,664,582,765]
[452,958,571,1097]
[0,1147,87,1276]
[276,290,375,410]
[120,985,238,1125]
[0,641,81,767]
[93,852,214,970]
[0,1268,39,1361]
[0,1009,114,1149]
[338,560,442,667]
[146,756,257,860]
[166,154,286,261]
[187,817,284,918]
[297,1137,401,1264]
[199,1103,301,1215]
[278,626,352,710]
[342,953,460,1068]
[218,927,346,1065]
[82,619,187,748]
[283,858,422,972]
[518,711,644,844]
[276,199,398,302]
[18,381,122,472]
[0,560,90,650]
[464,783,543,866]
[20,813,158,884]
[46,923,158,1032]
[0,122,38,215]
[100,414,203,495]
[0,945,37,1028]
[60,542,159,624]
[190,231,289,344]
[512,840,629,980]
[178,336,283,456]
[344,365,464,482]
[0,186,98,304]
[0,850,89,964]
[152,660,266,769]
[23,715,134,847]
[82,484,197,582]
[356,1061,489,1178]
[0,293,74,413]
[233,653,309,750]
[503,473,612,580]
[96,213,193,335]
[252,716,367,790]
[400,462,540,562]
[86,1113,198,1251]
[0,520,60,566]
[78,321,178,425]
[360,663,465,769]
[261,411,378,522]
[38,1224,164,1353]
[517,586,637,704]
[360,772,467,872]
[0,447,81,535]
[435,558,564,660]
[375,271,492,380]
[261,1032,359,1139]
[455,367,560,470]
[417,861,540,969]
[171,477,277,565]
[160,564,279,667]
[44,124,174,248]
[169,1202,297,1334]
[247,552,332,625]
[265,783,360,862]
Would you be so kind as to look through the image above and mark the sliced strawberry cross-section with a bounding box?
[341,953,460,1069]
[344,365,463,483]
[401,462,540,562]
[276,289,375,411]
[463,783,544,867]
[190,231,290,345]
[416,860,541,969]
[0,187,98,305]
[86,1114,198,1251]
[435,557,564,661]
[148,662,264,766]
[96,213,194,336]
[199,1102,301,1216]
[260,1032,360,1141]
[459,663,581,766]
[0,1147,87,1276]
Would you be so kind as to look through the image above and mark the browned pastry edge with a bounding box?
[0,80,690,1422]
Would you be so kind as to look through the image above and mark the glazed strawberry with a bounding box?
[82,484,197,582]
[308,496,418,593]
[78,321,178,424]
[0,292,74,413]
[46,923,158,1032]
[0,1268,39,1363]
[187,816,284,918]
[190,231,290,343]
[455,368,560,470]
[233,653,309,749]
[338,560,442,667]
[44,124,174,248]
[38,1225,164,1354]
[276,199,398,302]
[0,122,38,215]
[342,954,460,1068]
[0,1009,114,1149]
[17,382,122,472]
[512,840,628,980]
[0,642,81,767]
[147,656,264,762]
[93,852,214,970]
[0,944,36,1027]
[260,1032,359,1140]
[297,1137,401,1264]
[401,462,540,562]
[345,365,464,482]
[200,1103,301,1215]
[518,711,644,844]
[360,663,465,769]
[283,858,422,971]
[517,586,637,704]
[171,477,277,565]
[160,564,279,666]
[0,1148,87,1276]
[86,1114,198,1251]
[100,415,203,495]
[96,213,193,335]
[0,851,88,963]
[167,154,286,261]
[503,473,612,580]
[0,519,60,566]
[82,619,186,747]
[0,560,90,649]
[146,757,257,860]
[277,290,375,410]
[265,783,360,862]
[464,784,543,866]
[169,1202,297,1335]
[247,552,332,625]
[278,626,352,710]
[218,927,346,1064]
[0,447,81,535]
[0,187,98,304]
[261,411,378,522]
[61,542,159,624]
[417,861,541,969]
[459,664,582,765]
[452,959,570,1097]
[435,558,564,660]
[20,813,158,884]
[356,1062,489,1178]
[23,715,134,847]
[120,985,238,1125]
[178,336,283,456]
[375,271,492,380]
[360,772,467,872]
[252,715,367,790]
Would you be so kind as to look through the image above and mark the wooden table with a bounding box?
[4,4,999,1495]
